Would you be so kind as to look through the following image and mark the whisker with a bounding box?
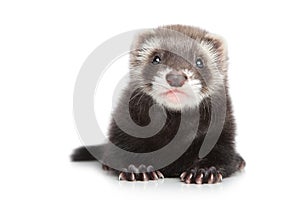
[129,89,145,104]
[137,91,146,106]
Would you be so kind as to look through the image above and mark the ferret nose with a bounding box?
[166,71,187,87]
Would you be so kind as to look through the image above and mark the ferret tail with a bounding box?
[71,144,105,161]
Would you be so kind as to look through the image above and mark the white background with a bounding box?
[1,0,300,199]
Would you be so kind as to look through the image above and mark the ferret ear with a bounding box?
[202,33,228,74]
[129,31,149,67]
[129,29,159,67]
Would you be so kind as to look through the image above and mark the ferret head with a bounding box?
[129,25,228,111]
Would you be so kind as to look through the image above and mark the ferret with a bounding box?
[71,24,245,184]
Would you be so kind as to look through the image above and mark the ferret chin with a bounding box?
[71,24,245,184]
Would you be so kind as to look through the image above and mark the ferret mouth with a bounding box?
[162,89,186,95]
[160,89,188,103]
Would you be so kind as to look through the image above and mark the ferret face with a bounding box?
[129,25,228,111]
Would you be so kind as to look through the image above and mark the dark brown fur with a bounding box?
[71,25,245,184]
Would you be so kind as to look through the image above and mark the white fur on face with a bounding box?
[135,38,161,63]
[129,29,227,111]
[147,67,204,111]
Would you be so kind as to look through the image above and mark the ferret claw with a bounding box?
[129,173,135,181]
[151,172,159,180]
[180,172,187,181]
[208,174,214,184]
[180,166,223,184]
[185,173,193,184]
[217,173,223,182]
[195,173,203,184]
[118,172,126,181]
[156,171,164,179]
[118,164,164,182]
[142,172,149,181]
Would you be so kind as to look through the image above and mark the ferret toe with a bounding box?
[118,164,164,182]
[180,166,223,184]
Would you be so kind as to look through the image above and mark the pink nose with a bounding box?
[166,71,187,87]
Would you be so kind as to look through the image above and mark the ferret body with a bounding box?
[72,25,245,184]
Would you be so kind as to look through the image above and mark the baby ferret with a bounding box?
[71,24,245,184]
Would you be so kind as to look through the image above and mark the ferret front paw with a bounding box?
[180,166,223,184]
[118,164,164,181]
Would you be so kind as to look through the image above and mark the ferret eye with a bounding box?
[152,56,161,65]
[196,58,204,68]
